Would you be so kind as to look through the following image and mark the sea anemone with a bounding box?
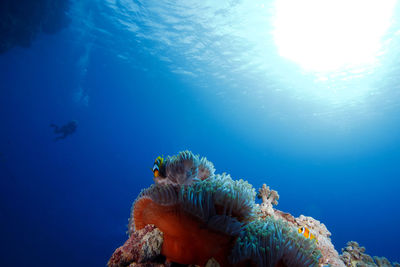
[154,150,216,186]
[129,174,256,265]
[201,173,256,222]
[229,217,321,267]
[126,151,321,267]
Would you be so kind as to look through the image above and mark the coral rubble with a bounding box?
[108,151,397,267]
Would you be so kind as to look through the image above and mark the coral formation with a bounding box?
[108,224,164,267]
[257,184,279,217]
[111,151,323,266]
[109,151,397,267]
[340,241,400,267]
[295,216,344,267]
[295,215,330,238]
[374,257,397,267]
[256,184,344,267]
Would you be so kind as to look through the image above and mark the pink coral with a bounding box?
[108,225,163,267]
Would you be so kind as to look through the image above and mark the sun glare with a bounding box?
[273,0,396,72]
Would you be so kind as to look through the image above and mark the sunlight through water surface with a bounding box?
[96,0,400,113]
[273,0,397,72]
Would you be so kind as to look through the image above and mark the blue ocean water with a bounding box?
[1,0,400,266]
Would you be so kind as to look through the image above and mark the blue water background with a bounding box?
[1,1,400,266]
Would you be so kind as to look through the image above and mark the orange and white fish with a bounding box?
[298,226,316,240]
[152,156,164,178]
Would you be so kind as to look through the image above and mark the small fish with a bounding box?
[152,156,164,177]
[298,226,316,240]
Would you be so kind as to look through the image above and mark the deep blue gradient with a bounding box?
[1,1,400,266]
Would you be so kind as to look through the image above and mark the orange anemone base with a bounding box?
[133,198,234,266]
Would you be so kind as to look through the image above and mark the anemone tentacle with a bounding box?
[229,217,321,267]
[207,215,242,236]
[154,151,217,186]
[129,151,323,267]
[198,156,216,180]
[204,174,257,221]
[164,151,199,185]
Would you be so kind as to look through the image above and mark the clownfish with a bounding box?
[152,156,164,178]
[298,226,316,241]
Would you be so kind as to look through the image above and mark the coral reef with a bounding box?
[295,215,330,237]
[110,151,323,266]
[109,151,397,267]
[295,216,344,267]
[340,241,400,267]
[257,185,344,267]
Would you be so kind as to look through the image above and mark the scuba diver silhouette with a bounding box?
[50,120,78,141]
